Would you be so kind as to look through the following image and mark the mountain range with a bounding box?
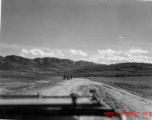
[0,55,96,71]
[1,55,152,77]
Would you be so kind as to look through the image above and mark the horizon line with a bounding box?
[1,54,152,65]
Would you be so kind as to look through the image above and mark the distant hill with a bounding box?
[68,62,152,77]
[0,55,96,71]
[1,55,152,77]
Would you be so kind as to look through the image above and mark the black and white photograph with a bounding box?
[1,0,152,120]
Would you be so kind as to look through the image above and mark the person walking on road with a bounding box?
[63,74,66,80]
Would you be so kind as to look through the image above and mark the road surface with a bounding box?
[24,78,152,120]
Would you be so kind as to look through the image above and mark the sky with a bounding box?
[0,0,1,30]
[1,0,152,64]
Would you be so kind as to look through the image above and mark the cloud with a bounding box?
[21,49,29,54]
[31,49,53,56]
[21,48,65,58]
[20,53,26,57]
[128,47,148,54]
[21,49,54,57]
[0,43,18,48]
[56,50,65,57]
[11,44,18,47]
[82,48,152,64]
[119,36,123,39]
[69,49,78,55]
[98,49,122,56]
[69,49,88,56]
[20,48,152,64]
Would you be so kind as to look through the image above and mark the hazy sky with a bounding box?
[1,0,152,64]
[0,0,1,30]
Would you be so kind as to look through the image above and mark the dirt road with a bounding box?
[25,78,152,120]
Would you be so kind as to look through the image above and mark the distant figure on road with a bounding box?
[63,74,66,80]
[67,75,70,80]
[65,75,69,80]
[64,75,72,80]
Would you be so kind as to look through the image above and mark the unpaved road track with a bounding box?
[25,78,152,120]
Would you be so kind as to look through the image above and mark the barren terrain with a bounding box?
[16,78,152,120]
